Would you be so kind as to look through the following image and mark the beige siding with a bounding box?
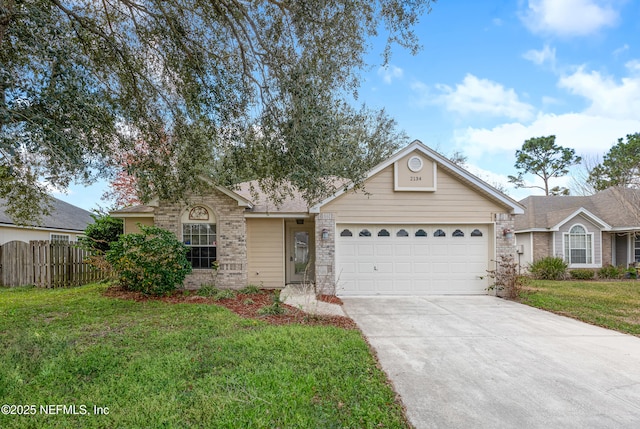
[246,218,284,288]
[124,217,154,234]
[323,164,505,222]
[515,232,533,268]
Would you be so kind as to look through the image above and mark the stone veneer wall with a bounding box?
[154,191,248,290]
[532,232,553,261]
[314,212,336,295]
[601,232,612,266]
[494,213,517,297]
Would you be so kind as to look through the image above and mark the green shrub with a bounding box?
[529,257,568,280]
[197,284,236,300]
[258,290,285,315]
[79,213,124,255]
[598,265,623,279]
[106,225,192,296]
[569,269,595,280]
[239,284,262,294]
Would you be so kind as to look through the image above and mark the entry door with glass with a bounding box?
[287,228,314,283]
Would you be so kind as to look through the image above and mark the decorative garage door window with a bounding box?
[340,229,353,237]
[415,229,427,237]
[378,229,390,237]
[434,229,446,237]
[453,229,464,237]
[182,206,217,269]
[359,229,372,237]
[471,229,483,237]
[396,229,409,237]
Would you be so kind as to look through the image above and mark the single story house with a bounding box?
[515,187,640,269]
[112,140,524,296]
[0,197,94,245]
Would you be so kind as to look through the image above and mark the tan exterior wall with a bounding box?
[0,226,84,245]
[322,164,504,223]
[246,218,285,288]
[394,152,436,190]
[123,217,154,234]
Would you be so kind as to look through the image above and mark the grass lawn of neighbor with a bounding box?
[519,279,640,336]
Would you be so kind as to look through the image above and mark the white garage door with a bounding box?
[336,225,490,295]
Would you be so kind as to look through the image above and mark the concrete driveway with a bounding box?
[341,296,640,429]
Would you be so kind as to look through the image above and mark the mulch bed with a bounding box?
[103,286,357,329]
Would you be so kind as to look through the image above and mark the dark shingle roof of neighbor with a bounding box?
[515,187,640,230]
[0,197,94,231]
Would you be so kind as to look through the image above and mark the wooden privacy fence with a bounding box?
[0,240,109,288]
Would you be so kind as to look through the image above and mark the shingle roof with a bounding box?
[0,197,94,231]
[515,187,640,231]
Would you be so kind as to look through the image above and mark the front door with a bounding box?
[287,226,314,283]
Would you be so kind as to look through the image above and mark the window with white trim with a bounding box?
[182,206,217,269]
[634,234,640,263]
[563,225,593,265]
[51,234,70,243]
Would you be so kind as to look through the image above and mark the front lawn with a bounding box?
[519,280,640,336]
[0,284,409,428]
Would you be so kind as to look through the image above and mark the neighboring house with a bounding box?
[0,197,94,245]
[111,140,523,296]
[515,187,640,269]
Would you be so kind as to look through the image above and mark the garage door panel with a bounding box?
[393,244,412,256]
[337,224,489,296]
[357,244,374,256]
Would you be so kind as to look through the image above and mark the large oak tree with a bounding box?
[1,0,434,222]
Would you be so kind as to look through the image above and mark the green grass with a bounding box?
[519,280,640,336]
[0,284,409,428]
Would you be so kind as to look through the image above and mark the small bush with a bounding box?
[258,290,285,315]
[569,269,595,280]
[598,265,623,279]
[197,284,236,300]
[487,255,527,299]
[529,257,567,280]
[106,225,191,296]
[239,284,262,294]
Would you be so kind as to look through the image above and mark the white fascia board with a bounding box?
[244,212,311,219]
[0,224,84,233]
[214,186,253,208]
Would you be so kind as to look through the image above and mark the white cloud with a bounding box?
[432,74,535,121]
[377,65,403,84]
[523,44,556,67]
[521,0,619,37]
[454,113,640,160]
[558,66,640,120]
[626,60,640,75]
[613,44,629,57]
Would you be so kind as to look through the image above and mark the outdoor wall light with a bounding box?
[321,228,329,240]
[503,228,514,239]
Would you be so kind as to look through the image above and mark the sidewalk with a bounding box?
[280,285,346,317]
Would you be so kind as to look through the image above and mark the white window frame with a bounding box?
[181,206,217,270]
[50,233,70,243]
[563,224,594,267]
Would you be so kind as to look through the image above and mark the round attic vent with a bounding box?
[408,156,423,172]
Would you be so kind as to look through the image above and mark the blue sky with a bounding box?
[58,0,640,210]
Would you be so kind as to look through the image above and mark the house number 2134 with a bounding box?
[409,176,422,181]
